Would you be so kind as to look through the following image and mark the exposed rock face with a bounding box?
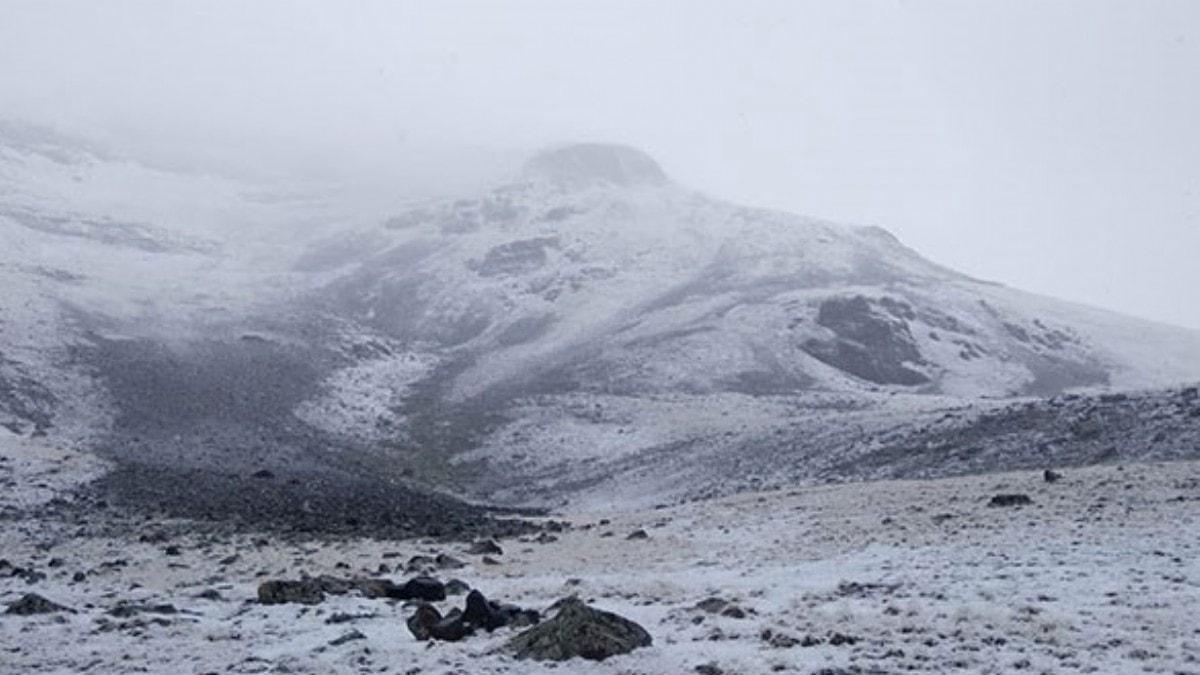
[507,596,652,661]
[802,296,928,386]
[471,237,559,277]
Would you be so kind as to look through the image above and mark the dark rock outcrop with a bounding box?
[462,589,539,632]
[802,296,928,386]
[406,603,473,642]
[507,596,651,661]
[6,593,74,615]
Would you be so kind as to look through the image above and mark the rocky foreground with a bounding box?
[2,431,1200,674]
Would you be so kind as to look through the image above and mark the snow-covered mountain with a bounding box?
[312,143,1200,405]
[3,129,1199,511]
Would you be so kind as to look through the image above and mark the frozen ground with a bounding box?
[3,431,1199,674]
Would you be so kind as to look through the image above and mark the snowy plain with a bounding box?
[3,430,1199,674]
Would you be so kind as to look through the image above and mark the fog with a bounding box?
[2,0,1198,329]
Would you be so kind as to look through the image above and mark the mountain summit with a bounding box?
[521,143,669,187]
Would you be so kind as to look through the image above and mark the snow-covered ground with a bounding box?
[4,431,1199,674]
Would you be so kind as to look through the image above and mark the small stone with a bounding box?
[987,493,1033,507]
[828,632,859,646]
[467,539,503,556]
[720,605,747,619]
[694,597,728,614]
[328,629,366,646]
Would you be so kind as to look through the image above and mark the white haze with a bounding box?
[1,0,1198,329]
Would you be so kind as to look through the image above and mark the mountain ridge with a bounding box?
[2,127,1199,521]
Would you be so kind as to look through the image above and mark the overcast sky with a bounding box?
[2,0,1198,329]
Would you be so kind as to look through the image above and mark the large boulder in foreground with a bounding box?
[507,596,651,661]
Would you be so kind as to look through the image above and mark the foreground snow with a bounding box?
[2,434,1199,674]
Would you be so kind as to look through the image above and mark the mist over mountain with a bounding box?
[3,122,1199,516]
[5,5,1200,672]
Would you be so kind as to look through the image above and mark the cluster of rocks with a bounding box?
[0,558,47,584]
[255,567,652,662]
[406,588,539,642]
[846,384,1200,485]
[257,573,447,605]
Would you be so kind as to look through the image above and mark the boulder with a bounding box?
[350,578,401,599]
[467,539,503,555]
[396,575,446,601]
[257,579,325,605]
[507,596,651,661]
[435,553,466,570]
[406,604,440,641]
[406,554,434,569]
[406,603,472,642]
[328,629,366,646]
[5,593,74,615]
[461,589,540,632]
[464,589,505,631]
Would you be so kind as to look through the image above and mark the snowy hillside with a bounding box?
[311,143,1200,405]
[2,129,1199,513]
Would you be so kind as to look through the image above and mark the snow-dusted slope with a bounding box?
[312,143,1200,405]
[2,130,1198,511]
[0,121,340,441]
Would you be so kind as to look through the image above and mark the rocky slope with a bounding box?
[4,429,1199,674]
